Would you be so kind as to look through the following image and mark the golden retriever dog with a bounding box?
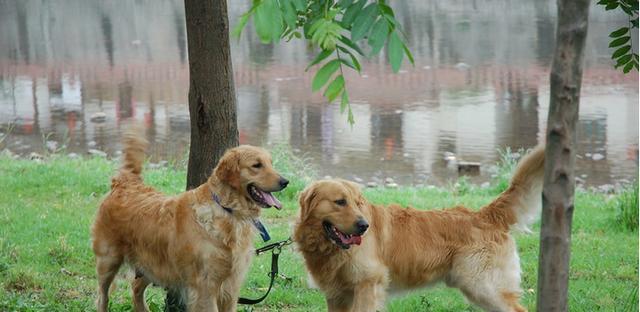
[91,128,289,312]
[293,146,545,312]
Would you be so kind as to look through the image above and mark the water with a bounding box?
[0,0,637,187]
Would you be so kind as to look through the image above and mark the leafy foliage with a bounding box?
[233,0,414,124]
[597,0,639,73]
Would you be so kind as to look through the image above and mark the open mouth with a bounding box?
[248,184,283,209]
[322,221,362,249]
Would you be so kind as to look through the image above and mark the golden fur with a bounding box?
[91,127,288,312]
[293,146,545,312]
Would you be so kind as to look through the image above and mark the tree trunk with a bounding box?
[536,0,590,310]
[183,0,238,189]
[165,0,238,310]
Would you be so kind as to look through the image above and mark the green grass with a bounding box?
[614,182,639,232]
[0,152,637,311]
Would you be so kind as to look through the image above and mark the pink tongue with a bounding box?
[260,190,282,209]
[341,235,362,245]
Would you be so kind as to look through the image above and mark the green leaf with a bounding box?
[292,0,306,11]
[338,35,366,56]
[267,0,284,43]
[337,46,362,72]
[338,0,353,8]
[378,3,395,19]
[324,75,345,102]
[339,57,358,70]
[609,36,631,48]
[616,54,633,67]
[309,18,325,36]
[612,45,632,59]
[312,59,341,91]
[282,0,298,30]
[388,31,404,72]
[254,2,273,43]
[623,60,635,73]
[596,0,610,4]
[347,105,355,125]
[307,49,334,71]
[340,89,349,113]
[231,13,251,39]
[341,0,366,28]
[368,18,390,56]
[351,4,378,41]
[605,2,619,10]
[610,27,629,38]
[402,40,415,64]
[254,0,283,43]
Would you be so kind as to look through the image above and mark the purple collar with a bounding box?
[211,192,271,242]
[211,192,233,214]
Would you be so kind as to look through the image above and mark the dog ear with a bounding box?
[338,179,367,207]
[298,185,317,222]
[215,149,241,190]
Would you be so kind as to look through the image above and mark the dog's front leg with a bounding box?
[326,290,355,312]
[352,281,384,312]
[187,285,220,312]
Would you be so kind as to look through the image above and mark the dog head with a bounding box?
[214,145,288,209]
[298,179,369,249]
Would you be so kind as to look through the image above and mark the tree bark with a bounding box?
[536,0,590,311]
[165,0,238,311]
[184,0,239,190]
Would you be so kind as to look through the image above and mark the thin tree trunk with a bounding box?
[165,0,238,310]
[536,0,590,310]
[184,0,238,189]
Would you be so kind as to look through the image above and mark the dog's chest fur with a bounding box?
[193,203,255,250]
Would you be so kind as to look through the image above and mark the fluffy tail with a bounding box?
[480,145,546,232]
[118,123,148,176]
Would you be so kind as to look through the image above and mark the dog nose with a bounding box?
[279,177,289,188]
[355,218,369,234]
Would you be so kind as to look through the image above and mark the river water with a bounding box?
[0,0,637,187]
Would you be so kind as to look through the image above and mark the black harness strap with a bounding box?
[237,238,292,305]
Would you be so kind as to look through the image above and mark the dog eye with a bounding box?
[252,162,262,168]
[334,199,347,206]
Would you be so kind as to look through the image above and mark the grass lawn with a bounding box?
[0,152,637,311]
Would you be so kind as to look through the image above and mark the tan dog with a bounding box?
[293,147,545,312]
[91,128,288,312]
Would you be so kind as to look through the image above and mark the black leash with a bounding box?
[237,237,293,305]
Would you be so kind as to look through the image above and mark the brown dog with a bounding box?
[91,128,288,312]
[293,146,545,312]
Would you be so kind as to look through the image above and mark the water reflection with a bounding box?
[0,0,637,187]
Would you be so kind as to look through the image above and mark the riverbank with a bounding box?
[0,152,637,311]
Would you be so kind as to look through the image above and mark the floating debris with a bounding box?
[90,112,107,123]
[88,149,107,157]
[458,161,480,176]
[454,62,470,70]
[29,152,44,161]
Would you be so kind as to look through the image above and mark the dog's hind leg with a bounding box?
[132,273,152,312]
[95,254,123,312]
